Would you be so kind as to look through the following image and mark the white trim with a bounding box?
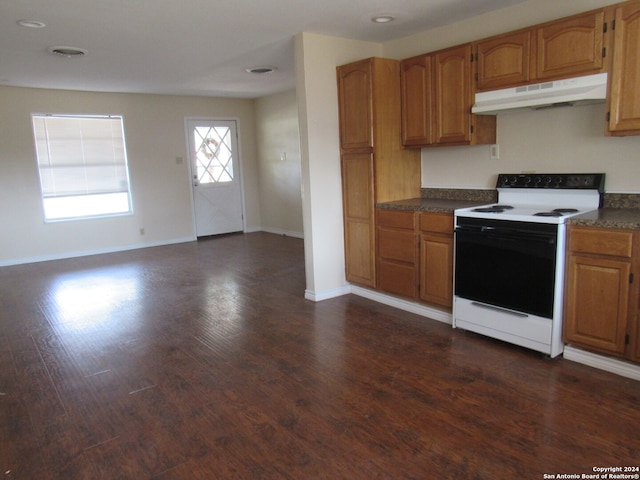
[563,345,640,381]
[306,282,452,324]
[351,286,452,324]
[260,227,304,239]
[305,285,351,301]
[0,236,195,267]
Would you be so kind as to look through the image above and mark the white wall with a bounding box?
[382,0,639,192]
[0,86,258,265]
[255,91,304,237]
[294,33,382,299]
[416,104,640,192]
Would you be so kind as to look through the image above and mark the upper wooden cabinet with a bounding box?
[536,10,607,80]
[401,55,433,146]
[608,0,640,135]
[401,44,496,148]
[476,30,534,91]
[475,9,607,91]
[337,58,421,287]
[434,45,474,145]
[337,60,373,150]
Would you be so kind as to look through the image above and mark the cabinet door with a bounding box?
[420,232,453,308]
[564,254,630,356]
[341,152,375,286]
[536,11,606,80]
[476,30,533,91]
[434,44,472,145]
[401,54,433,146]
[337,60,373,150]
[608,0,640,134]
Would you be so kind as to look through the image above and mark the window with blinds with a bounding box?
[32,114,133,221]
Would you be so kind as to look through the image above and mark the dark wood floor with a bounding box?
[1,232,638,479]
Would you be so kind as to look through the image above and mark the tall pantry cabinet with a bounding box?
[337,58,421,287]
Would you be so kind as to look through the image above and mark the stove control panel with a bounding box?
[497,173,605,191]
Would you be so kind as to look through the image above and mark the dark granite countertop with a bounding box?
[376,197,488,214]
[377,190,640,228]
[568,208,640,230]
[377,188,496,214]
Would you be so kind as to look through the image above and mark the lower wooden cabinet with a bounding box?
[563,226,640,362]
[376,209,418,298]
[342,152,375,287]
[375,208,454,309]
[419,212,454,308]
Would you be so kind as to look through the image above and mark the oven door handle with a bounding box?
[471,301,529,318]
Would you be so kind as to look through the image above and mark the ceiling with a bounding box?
[0,0,527,99]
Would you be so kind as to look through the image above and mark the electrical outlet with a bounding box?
[490,144,499,160]
[139,227,145,235]
[175,156,183,165]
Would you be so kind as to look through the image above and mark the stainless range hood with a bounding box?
[472,72,608,114]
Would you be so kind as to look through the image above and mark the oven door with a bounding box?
[454,217,558,319]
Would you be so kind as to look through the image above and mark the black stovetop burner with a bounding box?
[533,208,580,217]
[473,204,514,213]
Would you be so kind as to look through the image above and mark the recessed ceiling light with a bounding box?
[47,46,87,58]
[371,15,395,23]
[246,66,277,74]
[17,19,46,28]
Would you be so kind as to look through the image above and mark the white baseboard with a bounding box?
[0,229,304,267]
[351,286,452,324]
[305,285,351,301]
[0,236,195,267]
[563,345,640,381]
[306,283,452,324]
[259,227,304,239]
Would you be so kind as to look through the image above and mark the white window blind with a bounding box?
[32,114,133,221]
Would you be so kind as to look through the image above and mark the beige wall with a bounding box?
[255,91,303,236]
[382,0,639,192]
[295,32,382,298]
[0,86,258,265]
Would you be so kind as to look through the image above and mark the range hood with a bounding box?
[472,72,608,114]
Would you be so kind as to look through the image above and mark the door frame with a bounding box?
[184,117,246,238]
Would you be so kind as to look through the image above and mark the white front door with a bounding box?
[186,119,244,237]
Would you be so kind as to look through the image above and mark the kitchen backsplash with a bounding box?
[421,188,497,203]
[602,193,640,209]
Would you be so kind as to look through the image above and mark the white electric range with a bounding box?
[453,173,605,357]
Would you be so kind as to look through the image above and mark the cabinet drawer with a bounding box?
[378,261,418,298]
[378,229,417,263]
[568,227,634,258]
[377,209,415,230]
[419,212,453,234]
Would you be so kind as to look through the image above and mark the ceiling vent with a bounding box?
[47,46,87,58]
[246,66,276,74]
